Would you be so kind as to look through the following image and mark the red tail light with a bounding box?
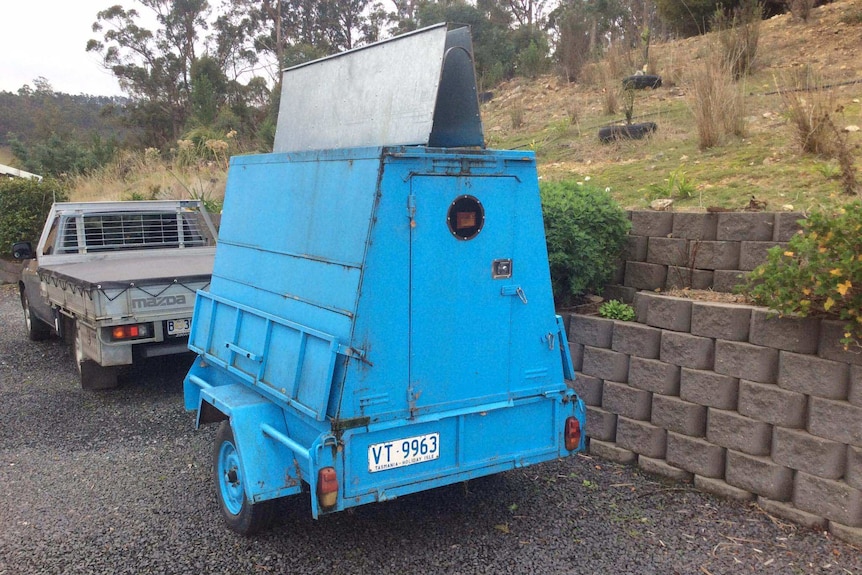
[110,323,152,340]
[317,466,338,510]
[564,417,581,451]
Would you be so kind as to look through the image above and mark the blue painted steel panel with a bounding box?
[184,145,587,522]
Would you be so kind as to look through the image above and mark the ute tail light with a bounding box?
[317,467,338,510]
[110,323,153,341]
[564,416,581,451]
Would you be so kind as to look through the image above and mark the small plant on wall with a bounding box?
[746,201,862,349]
[598,300,636,321]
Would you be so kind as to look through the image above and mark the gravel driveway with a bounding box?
[0,283,859,575]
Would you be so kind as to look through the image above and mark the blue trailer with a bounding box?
[183,25,586,534]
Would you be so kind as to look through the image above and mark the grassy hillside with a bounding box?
[60,0,862,213]
[482,0,862,212]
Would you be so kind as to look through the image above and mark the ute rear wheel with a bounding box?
[21,291,51,341]
[214,420,276,535]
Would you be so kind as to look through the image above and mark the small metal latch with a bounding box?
[544,332,556,350]
[501,285,528,304]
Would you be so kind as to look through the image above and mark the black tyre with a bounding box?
[21,291,51,341]
[598,122,658,143]
[622,74,662,90]
[72,320,119,390]
[213,420,276,535]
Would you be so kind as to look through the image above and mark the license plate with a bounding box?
[368,432,439,473]
[166,318,191,336]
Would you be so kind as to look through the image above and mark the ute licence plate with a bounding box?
[166,318,191,336]
[368,432,439,473]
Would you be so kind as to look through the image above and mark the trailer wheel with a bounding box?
[21,291,51,341]
[72,320,119,390]
[214,421,276,535]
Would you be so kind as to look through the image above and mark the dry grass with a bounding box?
[687,52,747,150]
[68,148,226,205]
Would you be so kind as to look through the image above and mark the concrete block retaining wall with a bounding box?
[606,210,807,303]
[566,291,862,545]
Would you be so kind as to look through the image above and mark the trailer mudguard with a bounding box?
[191,380,307,503]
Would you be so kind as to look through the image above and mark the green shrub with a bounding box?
[599,300,636,321]
[540,181,630,306]
[746,202,862,347]
[0,178,69,256]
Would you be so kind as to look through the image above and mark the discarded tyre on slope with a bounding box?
[598,122,658,143]
[622,74,662,89]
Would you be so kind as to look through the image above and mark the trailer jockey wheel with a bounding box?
[213,421,276,535]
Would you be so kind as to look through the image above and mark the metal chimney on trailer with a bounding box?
[183,24,586,535]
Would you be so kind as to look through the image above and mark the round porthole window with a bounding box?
[447,195,484,240]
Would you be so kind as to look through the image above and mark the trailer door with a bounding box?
[409,174,518,413]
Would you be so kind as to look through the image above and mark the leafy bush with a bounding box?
[540,182,630,306]
[746,202,862,347]
[599,300,636,321]
[0,178,69,256]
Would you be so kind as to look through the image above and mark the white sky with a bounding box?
[0,0,124,96]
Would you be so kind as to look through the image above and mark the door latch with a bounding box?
[501,285,528,304]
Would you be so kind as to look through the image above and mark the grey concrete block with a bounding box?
[738,380,807,428]
[651,394,707,437]
[660,331,715,370]
[602,381,652,421]
[717,212,775,241]
[688,240,741,270]
[706,408,773,456]
[624,235,649,261]
[616,416,667,458]
[712,269,749,293]
[680,368,739,410]
[848,447,862,491]
[646,296,692,332]
[612,322,662,359]
[647,237,689,266]
[569,372,602,406]
[778,351,849,400]
[793,472,862,527]
[569,315,615,348]
[665,266,714,290]
[588,438,637,465]
[666,432,726,478]
[773,427,846,480]
[569,342,585,372]
[624,261,668,291]
[828,521,862,548]
[773,212,806,242]
[585,405,618,441]
[818,320,862,366]
[690,301,753,342]
[757,497,828,530]
[633,291,653,324]
[603,284,637,304]
[695,476,756,502]
[849,366,862,408]
[638,455,693,482]
[630,210,673,237]
[726,451,794,501]
[739,241,785,271]
[749,309,821,354]
[808,397,862,447]
[715,340,779,383]
[628,357,680,395]
[672,212,718,240]
[582,346,630,382]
